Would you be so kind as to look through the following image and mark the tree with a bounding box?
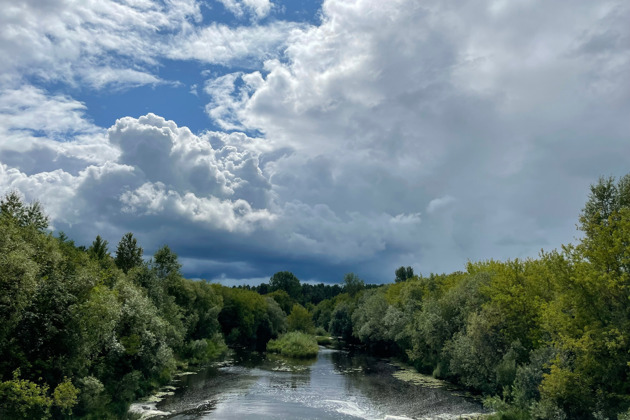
[88,235,109,261]
[329,302,353,341]
[269,271,301,300]
[580,174,630,234]
[152,245,181,278]
[0,369,53,419]
[114,233,143,273]
[395,266,414,283]
[578,174,630,274]
[267,289,293,314]
[287,304,314,333]
[351,291,390,343]
[343,273,364,297]
[0,191,48,230]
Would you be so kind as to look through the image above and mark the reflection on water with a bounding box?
[133,347,488,419]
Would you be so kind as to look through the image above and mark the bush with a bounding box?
[287,304,314,333]
[0,369,53,419]
[183,335,228,365]
[314,326,328,336]
[52,377,79,416]
[76,376,110,416]
[266,332,319,358]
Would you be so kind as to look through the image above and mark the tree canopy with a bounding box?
[269,271,301,299]
[394,266,414,283]
[114,233,143,273]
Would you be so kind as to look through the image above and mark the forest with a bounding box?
[1,174,630,419]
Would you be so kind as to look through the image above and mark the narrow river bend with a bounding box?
[130,347,488,419]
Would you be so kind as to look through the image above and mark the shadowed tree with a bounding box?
[343,273,364,297]
[287,304,314,333]
[269,271,301,300]
[395,266,414,283]
[88,235,109,261]
[153,245,182,278]
[114,233,143,273]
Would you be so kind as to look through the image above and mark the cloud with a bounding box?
[166,21,301,66]
[0,0,201,88]
[427,196,456,214]
[0,85,100,137]
[80,67,164,91]
[108,113,272,202]
[0,163,80,226]
[199,0,630,277]
[216,0,274,19]
[120,181,275,233]
[0,0,294,91]
[0,85,117,175]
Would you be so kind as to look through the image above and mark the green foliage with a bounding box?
[329,302,354,341]
[88,235,109,261]
[264,297,288,337]
[312,298,335,329]
[343,272,364,297]
[0,190,49,231]
[314,326,327,335]
[0,195,226,418]
[351,290,390,343]
[287,304,314,333]
[0,369,53,419]
[510,346,555,409]
[76,376,110,416]
[53,377,80,416]
[484,396,530,420]
[152,245,181,278]
[269,271,301,299]
[580,175,630,232]
[395,266,414,283]
[114,232,143,273]
[0,217,40,348]
[266,332,319,359]
[267,289,293,314]
[182,336,228,365]
[216,285,285,348]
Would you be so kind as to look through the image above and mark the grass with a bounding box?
[266,332,319,359]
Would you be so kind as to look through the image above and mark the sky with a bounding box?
[1,0,629,285]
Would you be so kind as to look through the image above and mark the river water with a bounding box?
[130,347,488,419]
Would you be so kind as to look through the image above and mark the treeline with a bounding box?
[309,175,630,420]
[235,270,380,307]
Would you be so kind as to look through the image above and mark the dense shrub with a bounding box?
[266,332,319,359]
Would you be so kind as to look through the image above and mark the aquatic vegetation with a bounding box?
[266,332,319,358]
[390,361,449,389]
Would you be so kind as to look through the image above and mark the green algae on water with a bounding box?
[390,361,449,388]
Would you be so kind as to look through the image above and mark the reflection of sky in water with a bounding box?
[147,348,486,419]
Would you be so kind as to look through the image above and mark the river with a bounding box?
[130,347,488,419]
